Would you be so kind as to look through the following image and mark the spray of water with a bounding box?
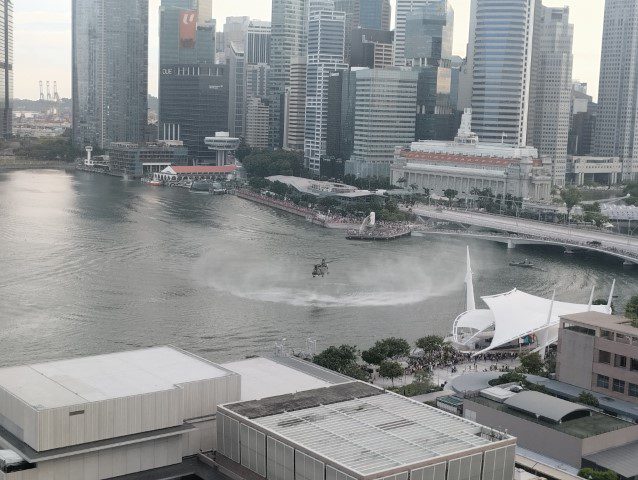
[194,246,464,308]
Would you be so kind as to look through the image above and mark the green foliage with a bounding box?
[415,335,445,354]
[269,180,291,196]
[15,137,81,162]
[342,174,394,190]
[443,189,458,206]
[625,295,638,325]
[422,187,431,198]
[241,149,306,178]
[361,345,387,366]
[235,138,253,161]
[340,363,371,381]
[389,381,442,397]
[560,187,583,216]
[489,372,527,386]
[379,361,404,385]
[582,202,601,213]
[578,468,618,480]
[593,298,614,314]
[519,352,545,375]
[313,345,358,373]
[583,211,610,227]
[248,177,269,190]
[362,337,411,365]
[578,391,600,407]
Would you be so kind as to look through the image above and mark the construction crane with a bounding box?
[53,81,60,103]
[39,81,44,101]
[46,81,52,101]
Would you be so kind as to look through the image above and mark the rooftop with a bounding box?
[165,165,238,174]
[503,391,591,424]
[561,312,638,336]
[0,346,233,410]
[584,441,638,478]
[222,384,512,476]
[220,356,349,402]
[400,151,543,167]
[468,395,631,439]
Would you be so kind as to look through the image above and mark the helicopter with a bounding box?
[312,259,330,278]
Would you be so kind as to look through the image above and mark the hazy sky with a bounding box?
[16,0,604,101]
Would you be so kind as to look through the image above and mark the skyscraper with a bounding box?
[283,58,307,151]
[527,6,573,186]
[268,0,308,149]
[245,21,271,65]
[304,0,348,174]
[227,43,246,138]
[594,0,638,181]
[395,0,429,66]
[350,28,394,69]
[345,68,419,179]
[222,16,250,54]
[406,0,457,141]
[0,0,12,139]
[468,0,537,146]
[159,0,214,65]
[333,0,357,64]
[359,0,391,31]
[159,0,222,164]
[72,0,148,148]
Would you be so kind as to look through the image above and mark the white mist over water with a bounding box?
[195,245,465,308]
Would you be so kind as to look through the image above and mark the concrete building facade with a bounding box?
[304,2,348,174]
[227,42,246,138]
[345,68,419,178]
[468,0,537,146]
[394,0,429,66]
[391,110,552,202]
[557,312,638,404]
[0,0,11,139]
[72,0,148,148]
[358,0,391,31]
[108,142,188,178]
[593,0,638,181]
[283,58,307,151]
[350,28,394,69]
[527,6,573,187]
[246,97,271,149]
[268,0,308,148]
[567,156,621,186]
[0,347,240,480]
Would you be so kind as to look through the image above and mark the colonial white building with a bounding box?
[390,110,552,202]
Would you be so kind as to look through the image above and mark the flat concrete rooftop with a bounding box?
[0,346,233,410]
[561,312,638,336]
[223,381,381,419]
[223,384,511,476]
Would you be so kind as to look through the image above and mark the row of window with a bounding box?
[598,350,638,371]
[597,374,638,397]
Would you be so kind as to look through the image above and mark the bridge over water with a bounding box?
[411,206,638,265]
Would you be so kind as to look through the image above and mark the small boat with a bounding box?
[191,180,212,192]
[142,178,162,186]
[509,259,534,268]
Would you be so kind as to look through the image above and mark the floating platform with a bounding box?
[346,228,412,241]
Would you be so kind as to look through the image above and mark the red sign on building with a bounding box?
[179,10,197,49]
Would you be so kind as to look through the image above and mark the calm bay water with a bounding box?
[0,169,635,366]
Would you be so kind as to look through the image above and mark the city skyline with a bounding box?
[17,0,603,101]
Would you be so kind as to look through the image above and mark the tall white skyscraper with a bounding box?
[395,0,429,66]
[594,0,638,181]
[527,6,573,186]
[269,0,308,148]
[468,0,537,146]
[304,0,348,174]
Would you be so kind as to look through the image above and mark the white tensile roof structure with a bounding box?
[452,248,614,356]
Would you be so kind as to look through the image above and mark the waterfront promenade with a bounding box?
[413,205,638,264]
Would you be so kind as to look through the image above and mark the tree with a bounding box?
[376,337,411,358]
[422,187,431,199]
[313,345,358,374]
[361,345,387,366]
[443,189,458,206]
[577,391,600,407]
[379,361,404,386]
[593,298,614,314]
[578,468,618,480]
[560,187,583,220]
[415,335,444,355]
[626,295,638,327]
[519,352,544,375]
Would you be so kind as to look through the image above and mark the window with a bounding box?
[563,323,595,336]
[616,334,631,345]
[597,375,610,389]
[598,351,611,364]
[631,358,638,371]
[613,378,626,393]
[615,355,628,368]
[601,330,614,340]
[629,384,638,398]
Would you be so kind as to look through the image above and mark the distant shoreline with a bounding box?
[0,158,73,171]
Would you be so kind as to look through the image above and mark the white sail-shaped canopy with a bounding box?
[452,289,612,355]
